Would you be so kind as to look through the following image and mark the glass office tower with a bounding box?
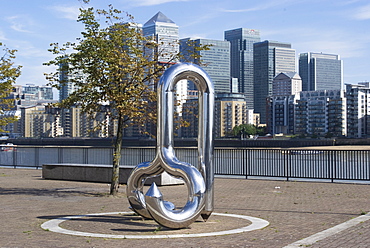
[253,40,296,123]
[225,28,260,109]
[143,11,179,62]
[299,52,343,91]
[180,38,230,93]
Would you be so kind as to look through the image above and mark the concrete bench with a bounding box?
[42,163,184,186]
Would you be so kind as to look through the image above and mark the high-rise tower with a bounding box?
[225,28,260,109]
[299,52,343,91]
[253,40,296,123]
[143,11,179,63]
[180,38,230,93]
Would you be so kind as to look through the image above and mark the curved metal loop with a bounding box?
[126,63,214,229]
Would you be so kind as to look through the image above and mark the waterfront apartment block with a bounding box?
[20,105,62,138]
[267,94,299,135]
[272,72,302,96]
[214,93,251,137]
[22,84,53,100]
[295,90,346,137]
[61,105,111,138]
[0,110,21,138]
[181,99,199,138]
[5,84,370,139]
[12,104,112,138]
[181,93,253,138]
[267,72,302,135]
[5,85,55,110]
[268,85,370,138]
[346,82,370,138]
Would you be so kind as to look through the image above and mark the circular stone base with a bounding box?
[41,212,269,239]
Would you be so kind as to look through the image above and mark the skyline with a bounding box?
[1,0,370,92]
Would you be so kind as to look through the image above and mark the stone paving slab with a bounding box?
[1,168,370,247]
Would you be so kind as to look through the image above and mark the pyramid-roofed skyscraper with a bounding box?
[144,11,176,25]
[143,11,179,63]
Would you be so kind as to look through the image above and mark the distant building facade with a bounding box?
[267,94,299,135]
[6,85,55,110]
[295,90,347,137]
[346,82,370,138]
[267,72,302,135]
[299,52,343,91]
[20,105,62,138]
[214,93,250,137]
[143,11,179,63]
[180,38,230,93]
[60,105,111,138]
[253,40,296,123]
[181,93,252,138]
[0,110,21,138]
[272,72,302,96]
[180,99,199,138]
[225,28,260,109]
[22,84,53,100]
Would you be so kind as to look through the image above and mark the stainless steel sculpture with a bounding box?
[126,63,214,229]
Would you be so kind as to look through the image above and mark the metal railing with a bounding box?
[1,146,369,183]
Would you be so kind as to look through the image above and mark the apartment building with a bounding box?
[346,82,370,138]
[20,105,62,138]
[295,90,346,137]
[214,93,250,137]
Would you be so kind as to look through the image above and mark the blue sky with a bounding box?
[1,0,370,92]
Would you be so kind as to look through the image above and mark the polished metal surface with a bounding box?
[126,63,214,228]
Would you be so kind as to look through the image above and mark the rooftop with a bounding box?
[144,11,175,26]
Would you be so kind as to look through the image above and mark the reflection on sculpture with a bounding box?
[126,63,215,229]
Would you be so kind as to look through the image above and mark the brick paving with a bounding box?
[309,217,370,248]
[1,167,370,247]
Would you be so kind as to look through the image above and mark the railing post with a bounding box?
[141,147,146,164]
[330,150,335,183]
[368,151,370,181]
[35,147,40,169]
[13,146,17,168]
[58,147,63,163]
[245,148,248,179]
[7,145,370,183]
[284,149,289,181]
[83,148,88,164]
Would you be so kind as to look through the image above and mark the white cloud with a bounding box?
[123,0,192,7]
[0,30,7,41]
[297,40,362,59]
[262,26,369,60]
[220,0,306,13]
[340,0,363,5]
[353,4,370,20]
[291,28,370,59]
[48,5,80,20]
[5,15,33,33]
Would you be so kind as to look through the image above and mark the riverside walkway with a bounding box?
[1,167,369,247]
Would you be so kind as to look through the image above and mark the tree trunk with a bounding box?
[110,114,124,196]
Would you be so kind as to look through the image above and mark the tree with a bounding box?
[44,5,209,195]
[256,125,267,136]
[232,124,257,139]
[0,42,21,131]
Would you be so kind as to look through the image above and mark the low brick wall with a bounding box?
[42,163,183,186]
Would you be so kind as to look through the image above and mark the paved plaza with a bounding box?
[1,167,370,247]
